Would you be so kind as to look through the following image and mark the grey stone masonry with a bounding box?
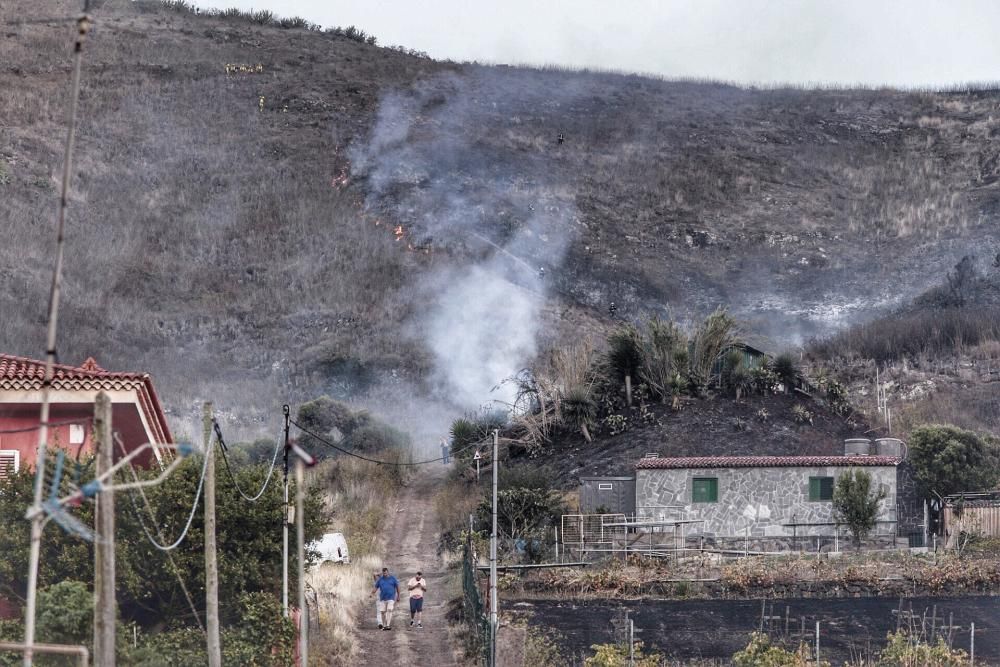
[636,464,898,539]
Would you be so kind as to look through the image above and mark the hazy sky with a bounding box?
[195,0,1000,88]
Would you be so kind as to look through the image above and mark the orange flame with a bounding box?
[394,225,405,241]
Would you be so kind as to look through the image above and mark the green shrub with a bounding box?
[878,631,967,666]
[586,641,663,666]
[37,580,92,646]
[733,632,820,666]
[249,10,276,25]
[342,421,409,452]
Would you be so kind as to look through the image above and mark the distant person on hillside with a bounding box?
[372,567,400,630]
[408,571,428,628]
[441,437,450,464]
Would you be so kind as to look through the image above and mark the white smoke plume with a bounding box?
[350,69,581,411]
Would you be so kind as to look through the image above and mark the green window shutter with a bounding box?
[693,477,718,503]
[809,476,834,501]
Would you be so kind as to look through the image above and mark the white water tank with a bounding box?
[844,438,872,456]
[874,438,905,458]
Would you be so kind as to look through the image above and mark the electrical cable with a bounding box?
[0,419,88,435]
[121,433,212,552]
[113,433,205,633]
[212,420,282,502]
[289,419,487,466]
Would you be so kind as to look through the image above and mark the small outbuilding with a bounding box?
[635,453,900,550]
[579,476,636,517]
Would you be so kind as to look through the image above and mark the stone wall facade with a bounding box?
[636,465,898,540]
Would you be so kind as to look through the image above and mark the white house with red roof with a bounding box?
[635,452,901,550]
[0,354,173,476]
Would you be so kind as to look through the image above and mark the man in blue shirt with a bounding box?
[372,567,400,630]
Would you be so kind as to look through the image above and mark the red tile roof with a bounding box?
[0,353,147,389]
[0,353,172,445]
[636,455,900,470]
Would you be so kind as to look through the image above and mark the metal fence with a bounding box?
[462,535,489,666]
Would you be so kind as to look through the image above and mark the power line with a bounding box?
[0,419,88,435]
[289,419,486,466]
[121,434,212,552]
[112,433,205,633]
[212,420,282,503]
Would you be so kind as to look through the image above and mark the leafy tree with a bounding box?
[908,424,999,498]
[832,469,886,550]
[36,580,92,646]
[0,455,325,630]
[733,632,823,666]
[476,487,564,543]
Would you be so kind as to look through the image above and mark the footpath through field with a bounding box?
[355,464,459,666]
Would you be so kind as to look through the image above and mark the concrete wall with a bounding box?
[636,465,898,540]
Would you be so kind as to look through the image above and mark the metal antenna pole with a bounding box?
[489,429,499,667]
[282,405,290,617]
[23,12,91,666]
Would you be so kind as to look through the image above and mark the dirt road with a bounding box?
[354,466,460,666]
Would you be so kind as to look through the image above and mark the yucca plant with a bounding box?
[637,317,687,404]
[561,386,597,443]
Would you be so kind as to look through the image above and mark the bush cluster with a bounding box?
[470,308,806,452]
[152,0,378,44]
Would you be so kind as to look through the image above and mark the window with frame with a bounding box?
[809,476,834,501]
[0,450,19,482]
[692,477,718,503]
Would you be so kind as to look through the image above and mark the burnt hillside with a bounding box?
[3,1,1000,438]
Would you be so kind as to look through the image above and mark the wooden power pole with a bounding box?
[93,392,115,666]
[203,403,222,667]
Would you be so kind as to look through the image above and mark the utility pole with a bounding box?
[93,393,115,666]
[489,429,499,667]
[282,405,290,617]
[296,455,308,666]
[286,438,315,666]
[203,403,222,667]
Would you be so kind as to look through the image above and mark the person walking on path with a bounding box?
[372,567,400,630]
[407,571,428,628]
[440,437,450,464]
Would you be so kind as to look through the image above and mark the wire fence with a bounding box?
[462,534,489,666]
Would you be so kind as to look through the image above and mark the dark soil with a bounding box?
[511,390,867,488]
[506,596,1000,665]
